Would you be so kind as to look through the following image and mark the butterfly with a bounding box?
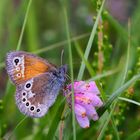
[6,51,67,118]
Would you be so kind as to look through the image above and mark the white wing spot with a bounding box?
[20,56,25,78]
[28,91,35,98]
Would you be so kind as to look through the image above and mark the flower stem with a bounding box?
[63,4,76,140]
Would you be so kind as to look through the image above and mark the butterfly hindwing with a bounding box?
[15,72,64,118]
[6,51,56,85]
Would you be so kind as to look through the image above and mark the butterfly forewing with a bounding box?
[6,51,56,85]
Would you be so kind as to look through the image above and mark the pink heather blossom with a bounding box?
[64,81,103,128]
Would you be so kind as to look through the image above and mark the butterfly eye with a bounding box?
[22,98,26,102]
[30,106,35,112]
[26,83,31,88]
[37,108,40,112]
[24,80,33,91]
[13,57,21,66]
[16,67,20,71]
[14,59,19,64]
[22,91,27,96]
[16,73,21,78]
[25,102,30,107]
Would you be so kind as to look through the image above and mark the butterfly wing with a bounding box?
[15,72,64,118]
[6,51,56,85]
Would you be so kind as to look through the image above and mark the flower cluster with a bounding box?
[64,81,103,128]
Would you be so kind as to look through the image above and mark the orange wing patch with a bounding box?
[24,56,49,79]
[15,55,55,84]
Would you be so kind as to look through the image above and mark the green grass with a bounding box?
[63,3,76,140]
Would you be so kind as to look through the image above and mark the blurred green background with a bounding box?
[1,0,140,139]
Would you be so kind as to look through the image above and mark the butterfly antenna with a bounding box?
[60,49,70,80]
[61,49,64,66]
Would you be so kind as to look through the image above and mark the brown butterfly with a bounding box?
[6,51,67,117]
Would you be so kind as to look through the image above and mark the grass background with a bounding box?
[1,0,140,139]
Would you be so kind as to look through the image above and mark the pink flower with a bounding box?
[64,81,103,128]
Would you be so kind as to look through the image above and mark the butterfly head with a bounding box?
[53,65,67,82]
[58,65,67,75]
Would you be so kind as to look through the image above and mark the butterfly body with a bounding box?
[6,51,67,118]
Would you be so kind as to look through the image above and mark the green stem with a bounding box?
[16,0,32,51]
[63,5,76,140]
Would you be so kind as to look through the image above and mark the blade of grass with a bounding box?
[33,32,90,54]
[125,129,140,140]
[118,97,140,106]
[16,0,32,51]
[63,4,76,140]
[77,0,105,80]
[26,2,39,52]
[0,62,4,69]
[98,73,140,114]
[74,41,95,76]
[121,19,131,85]
[45,99,65,140]
[97,103,116,140]
[5,116,27,140]
[88,68,119,81]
